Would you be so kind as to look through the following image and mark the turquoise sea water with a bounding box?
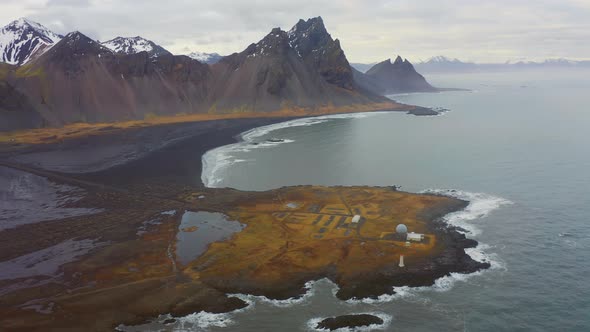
[140,70,590,331]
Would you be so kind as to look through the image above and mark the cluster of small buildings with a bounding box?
[395,223,424,243]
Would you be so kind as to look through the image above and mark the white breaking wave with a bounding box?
[421,189,513,236]
[228,279,317,308]
[169,281,319,330]
[201,112,387,187]
[306,312,392,332]
[174,311,235,330]
[172,292,257,331]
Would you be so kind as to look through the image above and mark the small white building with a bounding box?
[407,232,425,242]
[351,215,361,223]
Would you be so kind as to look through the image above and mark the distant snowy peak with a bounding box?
[101,36,171,57]
[421,56,466,64]
[186,51,223,64]
[415,55,590,73]
[522,58,577,66]
[0,17,62,65]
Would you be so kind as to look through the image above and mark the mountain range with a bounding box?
[413,56,590,73]
[0,17,436,131]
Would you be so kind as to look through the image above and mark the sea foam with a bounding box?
[421,189,513,236]
[175,311,235,330]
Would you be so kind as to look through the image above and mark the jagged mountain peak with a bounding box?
[102,36,171,58]
[61,31,103,49]
[363,56,435,94]
[9,17,45,30]
[245,28,291,58]
[287,16,353,90]
[38,30,113,65]
[374,56,412,69]
[289,16,327,36]
[287,16,332,56]
[0,18,62,65]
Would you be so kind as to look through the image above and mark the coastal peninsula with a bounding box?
[0,116,488,331]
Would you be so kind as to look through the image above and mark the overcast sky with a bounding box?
[2,0,589,63]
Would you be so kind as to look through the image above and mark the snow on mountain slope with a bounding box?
[423,55,464,64]
[0,18,62,65]
[186,51,223,64]
[101,36,171,57]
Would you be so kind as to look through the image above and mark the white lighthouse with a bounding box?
[399,254,405,268]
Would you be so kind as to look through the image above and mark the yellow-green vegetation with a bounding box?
[143,112,158,120]
[15,63,45,78]
[186,186,449,287]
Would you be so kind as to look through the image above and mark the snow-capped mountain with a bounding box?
[101,36,171,57]
[414,55,477,73]
[414,55,590,73]
[0,18,62,65]
[424,55,461,63]
[186,51,223,64]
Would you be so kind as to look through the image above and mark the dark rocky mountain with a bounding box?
[3,31,210,126]
[209,19,383,113]
[0,17,388,130]
[186,51,224,64]
[355,56,436,94]
[102,36,172,58]
[0,18,62,66]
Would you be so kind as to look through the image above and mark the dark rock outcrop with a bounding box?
[316,314,384,331]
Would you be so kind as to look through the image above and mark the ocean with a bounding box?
[159,70,590,331]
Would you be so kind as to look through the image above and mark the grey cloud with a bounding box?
[46,0,91,7]
[2,0,589,62]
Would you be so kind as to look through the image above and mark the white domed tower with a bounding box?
[396,224,408,234]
